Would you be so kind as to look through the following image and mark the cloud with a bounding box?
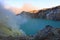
[5,3,38,14]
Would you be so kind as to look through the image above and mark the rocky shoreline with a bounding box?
[0,25,60,40]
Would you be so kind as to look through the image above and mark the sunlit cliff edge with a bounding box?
[17,5,60,21]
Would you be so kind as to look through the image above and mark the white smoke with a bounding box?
[0,3,26,36]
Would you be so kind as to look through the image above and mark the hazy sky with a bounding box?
[0,0,60,9]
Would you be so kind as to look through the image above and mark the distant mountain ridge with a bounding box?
[18,5,60,21]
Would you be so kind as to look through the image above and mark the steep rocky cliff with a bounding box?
[18,6,60,21]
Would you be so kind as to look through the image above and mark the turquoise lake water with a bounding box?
[21,18,60,35]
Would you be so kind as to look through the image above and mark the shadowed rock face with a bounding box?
[34,25,60,40]
[36,6,60,20]
[46,6,60,21]
[18,6,60,21]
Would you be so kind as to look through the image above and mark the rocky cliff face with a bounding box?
[18,6,60,21]
[34,25,60,40]
[46,6,60,21]
[36,6,60,20]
